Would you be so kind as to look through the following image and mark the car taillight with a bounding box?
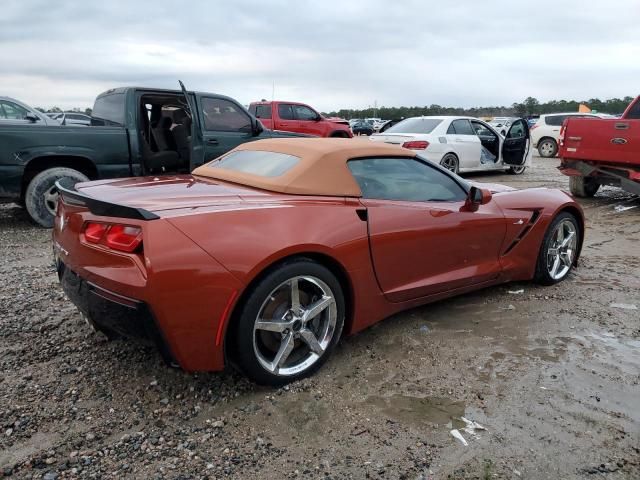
[402,140,430,150]
[559,125,566,145]
[83,222,143,253]
[84,222,109,243]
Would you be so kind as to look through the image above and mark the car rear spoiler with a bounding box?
[55,180,160,220]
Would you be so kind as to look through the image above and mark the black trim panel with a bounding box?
[56,180,160,220]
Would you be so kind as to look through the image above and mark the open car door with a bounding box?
[178,80,205,169]
[501,118,530,166]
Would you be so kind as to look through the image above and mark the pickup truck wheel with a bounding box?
[569,176,599,198]
[537,138,558,158]
[25,167,89,227]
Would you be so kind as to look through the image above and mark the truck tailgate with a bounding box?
[561,117,640,167]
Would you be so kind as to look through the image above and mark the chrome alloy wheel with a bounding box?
[440,154,458,173]
[546,219,577,280]
[253,276,337,377]
[44,184,59,216]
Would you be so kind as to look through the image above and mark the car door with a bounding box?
[446,119,482,169]
[198,96,256,163]
[348,157,507,302]
[276,103,300,132]
[501,119,530,166]
[292,104,324,136]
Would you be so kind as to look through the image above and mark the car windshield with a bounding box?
[385,118,442,134]
[206,150,300,177]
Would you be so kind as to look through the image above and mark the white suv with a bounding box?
[531,112,601,157]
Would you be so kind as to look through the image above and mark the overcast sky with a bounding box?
[2,0,639,112]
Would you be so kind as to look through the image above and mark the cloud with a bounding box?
[1,0,638,111]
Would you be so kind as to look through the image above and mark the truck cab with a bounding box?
[248,100,352,138]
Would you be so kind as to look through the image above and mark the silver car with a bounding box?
[0,96,60,126]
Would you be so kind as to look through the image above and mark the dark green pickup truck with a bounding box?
[0,83,303,226]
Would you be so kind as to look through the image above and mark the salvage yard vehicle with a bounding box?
[559,95,640,197]
[0,83,303,227]
[0,96,60,126]
[53,112,92,126]
[351,120,374,136]
[370,116,532,175]
[248,100,352,138]
[531,112,602,158]
[53,138,584,385]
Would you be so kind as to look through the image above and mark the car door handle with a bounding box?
[280,123,290,127]
[207,139,219,145]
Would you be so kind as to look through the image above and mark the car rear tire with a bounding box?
[569,176,600,197]
[537,138,558,158]
[233,258,345,386]
[440,153,459,174]
[534,212,580,285]
[25,167,89,228]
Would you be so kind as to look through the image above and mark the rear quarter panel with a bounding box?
[165,198,392,335]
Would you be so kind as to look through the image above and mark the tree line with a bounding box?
[326,96,635,119]
[35,106,93,116]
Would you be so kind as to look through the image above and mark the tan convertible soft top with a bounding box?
[192,138,416,197]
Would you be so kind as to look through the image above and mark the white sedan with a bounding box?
[370,116,532,175]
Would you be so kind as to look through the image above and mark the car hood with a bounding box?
[468,181,516,194]
[73,175,272,213]
[325,117,350,125]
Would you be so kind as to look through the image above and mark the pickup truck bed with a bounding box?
[558,95,640,197]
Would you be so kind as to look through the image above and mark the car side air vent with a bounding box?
[502,210,541,255]
[356,209,368,221]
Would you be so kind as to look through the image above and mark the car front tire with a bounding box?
[534,212,580,285]
[508,165,527,175]
[233,258,345,386]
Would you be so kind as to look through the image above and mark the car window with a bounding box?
[348,157,467,202]
[201,97,252,132]
[506,119,527,138]
[449,119,475,135]
[92,92,125,126]
[278,104,295,120]
[206,150,300,177]
[385,118,442,134]
[471,121,496,137]
[626,100,640,119]
[544,115,568,126]
[0,101,29,120]
[293,105,317,121]
[254,104,272,119]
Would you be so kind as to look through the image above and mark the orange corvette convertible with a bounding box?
[53,138,584,385]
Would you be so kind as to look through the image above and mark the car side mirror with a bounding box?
[251,117,264,136]
[25,113,39,123]
[466,186,492,211]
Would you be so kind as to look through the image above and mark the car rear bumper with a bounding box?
[57,260,178,367]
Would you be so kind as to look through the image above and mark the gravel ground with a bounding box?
[1,157,639,479]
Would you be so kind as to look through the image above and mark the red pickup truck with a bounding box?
[248,101,352,138]
[559,96,640,197]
